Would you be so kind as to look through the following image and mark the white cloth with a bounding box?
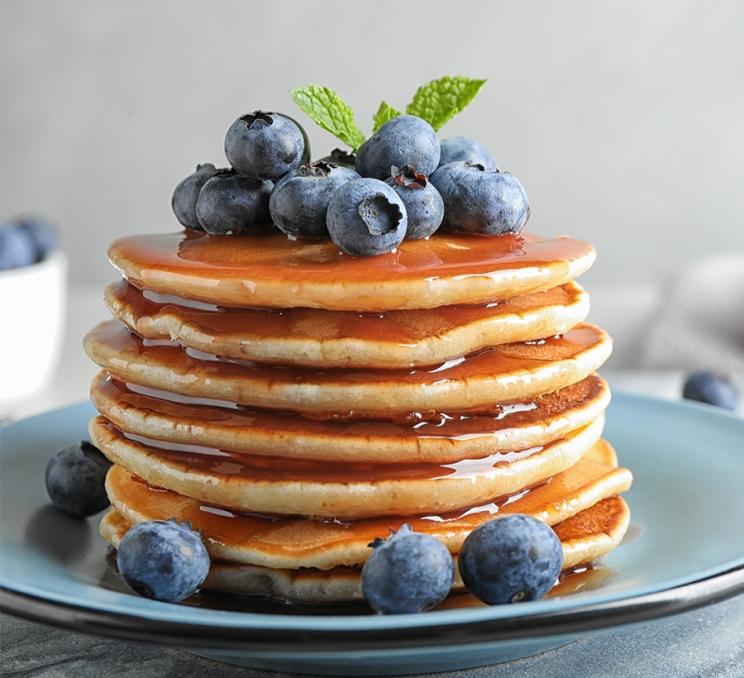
[642,254,744,371]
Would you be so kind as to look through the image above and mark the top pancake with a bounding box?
[108,231,595,311]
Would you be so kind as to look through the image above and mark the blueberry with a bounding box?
[195,169,273,235]
[439,136,497,170]
[683,371,739,411]
[116,519,210,603]
[318,148,357,169]
[0,223,38,270]
[355,115,440,180]
[458,514,563,605]
[385,166,444,240]
[283,113,312,166]
[16,216,59,261]
[270,161,359,240]
[430,161,530,235]
[45,441,112,518]
[225,110,307,181]
[361,524,453,614]
[327,178,407,257]
[171,164,218,230]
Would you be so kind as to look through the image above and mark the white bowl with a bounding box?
[0,252,67,406]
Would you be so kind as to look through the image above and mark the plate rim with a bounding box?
[2,392,744,649]
[2,566,744,651]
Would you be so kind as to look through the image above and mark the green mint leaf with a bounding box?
[405,76,487,131]
[290,85,366,151]
[372,101,401,132]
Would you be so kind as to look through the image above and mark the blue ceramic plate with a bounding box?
[2,393,744,676]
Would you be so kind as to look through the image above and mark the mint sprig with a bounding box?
[406,76,486,131]
[290,85,366,151]
[372,101,401,132]
[291,76,486,149]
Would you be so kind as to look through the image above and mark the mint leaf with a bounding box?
[405,76,487,131]
[290,85,366,151]
[372,101,401,132]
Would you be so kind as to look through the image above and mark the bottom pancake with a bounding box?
[100,496,630,603]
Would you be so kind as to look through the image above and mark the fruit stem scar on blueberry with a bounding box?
[465,161,488,172]
[510,591,528,603]
[368,524,413,549]
[298,161,335,177]
[357,194,403,235]
[239,110,274,127]
[391,165,427,189]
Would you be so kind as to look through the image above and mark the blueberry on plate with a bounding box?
[430,161,530,235]
[225,110,307,181]
[116,519,210,603]
[317,148,357,169]
[195,169,273,235]
[270,161,359,240]
[683,371,739,411]
[458,514,563,605]
[361,524,454,614]
[45,441,112,518]
[386,165,444,240]
[326,177,408,256]
[439,136,497,170]
[355,115,440,180]
[171,163,218,230]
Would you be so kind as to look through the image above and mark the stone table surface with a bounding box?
[2,593,744,677]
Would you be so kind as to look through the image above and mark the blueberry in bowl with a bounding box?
[439,136,497,170]
[171,164,218,231]
[683,371,739,411]
[270,161,359,240]
[225,110,308,181]
[0,216,60,270]
[355,115,440,180]
[326,177,408,256]
[45,441,112,518]
[0,221,39,271]
[430,161,530,235]
[195,169,273,235]
[116,519,210,603]
[385,165,444,240]
[361,524,454,614]
[458,514,563,605]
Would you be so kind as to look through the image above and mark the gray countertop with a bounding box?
[3,593,744,677]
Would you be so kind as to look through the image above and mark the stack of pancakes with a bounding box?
[85,230,632,604]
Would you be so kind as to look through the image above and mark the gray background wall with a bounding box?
[2,0,743,287]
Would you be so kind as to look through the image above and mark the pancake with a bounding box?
[89,414,605,518]
[104,439,632,570]
[84,321,612,416]
[90,372,610,463]
[108,232,595,311]
[99,496,630,602]
[105,279,590,369]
